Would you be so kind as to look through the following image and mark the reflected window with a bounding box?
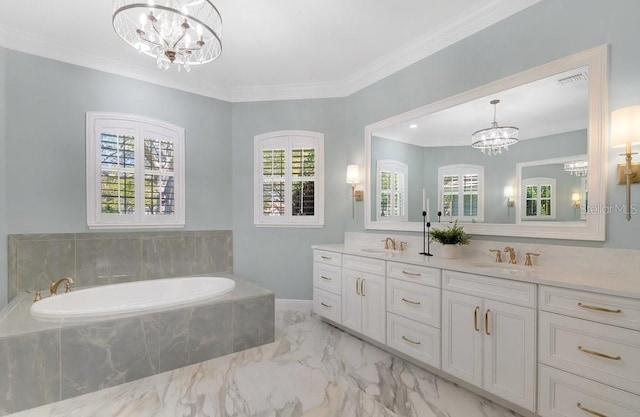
[438,165,484,222]
[377,160,408,221]
[521,177,556,220]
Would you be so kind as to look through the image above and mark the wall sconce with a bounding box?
[346,164,362,218]
[571,192,581,209]
[504,185,515,212]
[611,105,640,221]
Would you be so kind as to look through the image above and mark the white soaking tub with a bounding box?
[30,277,236,320]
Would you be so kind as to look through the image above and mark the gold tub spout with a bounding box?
[50,277,74,295]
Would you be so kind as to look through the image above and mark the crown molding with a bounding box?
[0,0,541,103]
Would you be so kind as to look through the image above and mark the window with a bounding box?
[521,177,556,220]
[254,131,324,227]
[86,112,185,228]
[376,160,408,221]
[438,164,484,222]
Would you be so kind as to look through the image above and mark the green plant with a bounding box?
[429,220,470,245]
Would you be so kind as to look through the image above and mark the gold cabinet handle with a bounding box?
[320,255,332,260]
[577,346,621,360]
[474,306,480,332]
[577,402,608,417]
[401,270,421,277]
[361,279,365,297]
[578,302,622,314]
[320,275,332,281]
[402,335,421,345]
[401,297,421,305]
[320,302,331,308]
[356,278,361,295]
[485,309,490,335]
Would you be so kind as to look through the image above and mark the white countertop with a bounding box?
[312,243,640,300]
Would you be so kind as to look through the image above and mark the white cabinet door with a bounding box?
[342,269,363,332]
[361,272,386,343]
[442,290,483,387]
[483,299,536,411]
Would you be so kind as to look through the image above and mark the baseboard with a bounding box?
[275,298,313,312]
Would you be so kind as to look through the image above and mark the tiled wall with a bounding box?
[8,230,233,299]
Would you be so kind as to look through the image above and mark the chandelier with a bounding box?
[564,160,588,176]
[471,99,519,155]
[112,0,222,72]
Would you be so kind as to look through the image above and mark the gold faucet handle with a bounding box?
[489,249,503,263]
[524,252,540,266]
[33,289,42,302]
[65,281,73,293]
[399,241,408,251]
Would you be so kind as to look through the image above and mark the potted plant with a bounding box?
[429,220,470,259]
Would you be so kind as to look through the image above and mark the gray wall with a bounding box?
[231,99,346,299]
[0,48,7,306]
[345,0,640,249]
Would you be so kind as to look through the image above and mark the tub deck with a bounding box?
[0,275,274,415]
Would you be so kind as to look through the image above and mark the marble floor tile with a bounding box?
[8,312,523,417]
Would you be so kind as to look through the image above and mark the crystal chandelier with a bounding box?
[471,99,519,155]
[112,0,222,72]
[564,160,588,176]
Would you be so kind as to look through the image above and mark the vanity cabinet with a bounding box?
[538,285,640,416]
[341,255,386,344]
[312,250,343,323]
[442,270,536,411]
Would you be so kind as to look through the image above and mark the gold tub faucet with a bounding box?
[49,277,74,295]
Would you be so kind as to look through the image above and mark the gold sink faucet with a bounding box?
[489,249,503,263]
[381,237,396,250]
[504,247,517,264]
[524,252,540,267]
[49,277,74,295]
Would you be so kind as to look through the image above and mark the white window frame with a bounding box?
[520,177,556,220]
[376,160,408,222]
[254,130,324,227]
[86,112,185,229]
[437,164,484,222]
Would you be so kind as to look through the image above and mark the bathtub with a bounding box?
[30,277,236,320]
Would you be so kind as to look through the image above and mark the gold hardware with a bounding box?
[401,270,421,277]
[320,275,332,281]
[577,402,608,417]
[524,252,539,266]
[49,277,74,295]
[402,335,421,345]
[33,289,42,302]
[354,190,364,201]
[356,278,361,295]
[485,309,491,335]
[474,306,479,331]
[320,255,332,260]
[578,303,622,314]
[489,249,503,263]
[616,161,640,184]
[401,297,421,305]
[503,247,517,264]
[577,346,621,360]
[381,237,396,250]
[320,302,331,308]
[399,241,408,251]
[361,279,365,297]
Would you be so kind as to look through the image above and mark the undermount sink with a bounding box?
[360,248,400,255]
[468,261,532,276]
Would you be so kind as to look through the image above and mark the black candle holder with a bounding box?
[419,211,433,256]
[437,211,442,223]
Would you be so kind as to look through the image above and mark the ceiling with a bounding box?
[0,0,540,102]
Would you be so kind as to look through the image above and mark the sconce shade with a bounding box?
[611,105,640,147]
[503,186,514,198]
[346,165,360,184]
[571,193,581,202]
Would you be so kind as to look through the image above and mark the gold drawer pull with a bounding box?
[485,309,491,335]
[356,278,361,296]
[402,335,421,345]
[401,270,421,277]
[320,255,332,260]
[474,306,479,332]
[577,402,608,417]
[320,302,332,308]
[401,297,421,305]
[578,303,622,314]
[578,346,621,361]
[320,275,332,281]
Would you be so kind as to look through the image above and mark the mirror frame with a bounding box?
[364,45,608,241]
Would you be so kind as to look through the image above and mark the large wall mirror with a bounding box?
[364,45,608,240]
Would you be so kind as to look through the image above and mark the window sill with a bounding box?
[87,223,185,230]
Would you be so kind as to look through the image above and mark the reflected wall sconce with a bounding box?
[504,186,515,217]
[571,193,581,209]
[346,165,362,218]
[611,105,640,221]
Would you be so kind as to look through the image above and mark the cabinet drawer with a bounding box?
[313,262,342,295]
[442,270,536,308]
[539,311,640,395]
[387,312,440,368]
[538,364,640,417]
[387,261,441,287]
[313,250,342,267]
[343,255,386,275]
[313,288,341,323]
[540,285,640,331]
[387,278,440,328]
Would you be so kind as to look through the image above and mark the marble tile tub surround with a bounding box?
[8,230,233,300]
[7,310,523,417]
[0,277,274,416]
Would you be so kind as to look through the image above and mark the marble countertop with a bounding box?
[313,243,640,300]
